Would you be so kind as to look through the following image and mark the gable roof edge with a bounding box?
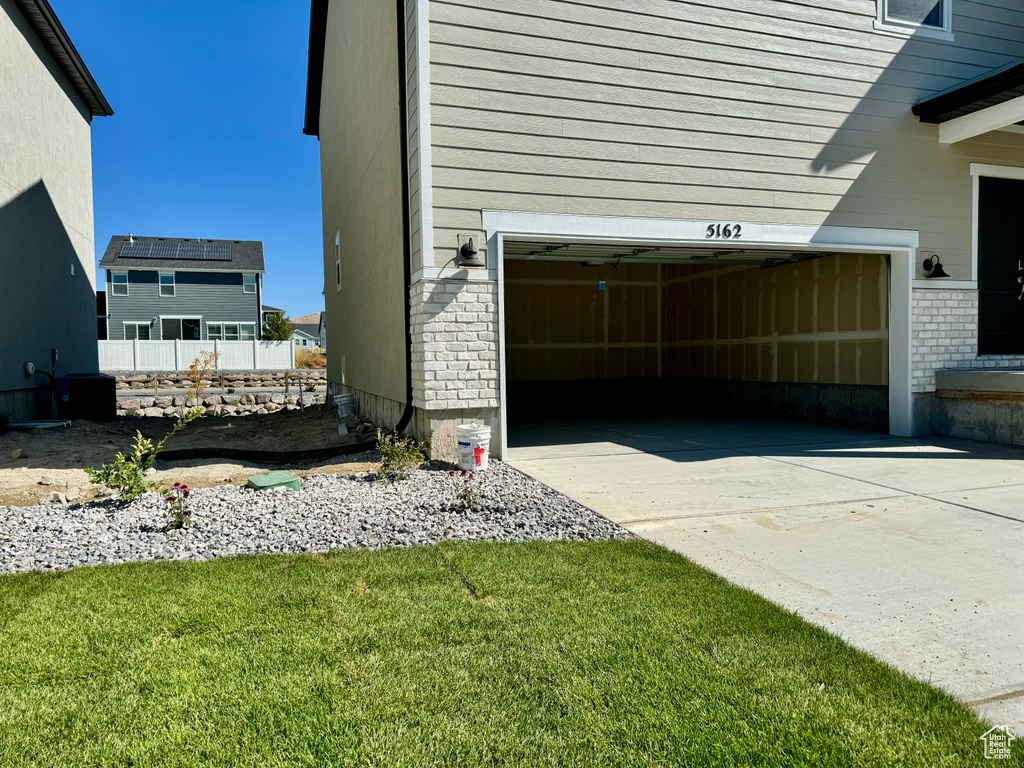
[12,0,112,117]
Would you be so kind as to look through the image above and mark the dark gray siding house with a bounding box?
[98,236,265,342]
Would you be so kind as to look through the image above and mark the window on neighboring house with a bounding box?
[335,232,342,292]
[111,272,128,296]
[123,322,150,340]
[243,274,256,294]
[159,273,175,297]
[208,322,256,341]
[877,0,951,37]
[161,317,201,340]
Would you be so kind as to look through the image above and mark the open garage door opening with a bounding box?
[501,241,890,448]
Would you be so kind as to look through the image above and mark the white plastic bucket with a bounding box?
[336,393,355,417]
[457,423,491,471]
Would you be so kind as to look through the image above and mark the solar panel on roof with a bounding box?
[118,240,233,261]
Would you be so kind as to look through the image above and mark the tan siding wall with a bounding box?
[428,0,1024,277]
[319,0,406,403]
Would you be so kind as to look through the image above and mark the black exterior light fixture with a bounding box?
[457,236,485,268]
[922,252,950,278]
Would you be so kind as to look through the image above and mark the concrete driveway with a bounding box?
[508,416,1024,733]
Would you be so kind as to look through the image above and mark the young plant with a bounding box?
[86,354,216,502]
[376,429,426,483]
[450,469,483,510]
[183,351,219,414]
[162,482,193,531]
[84,431,158,501]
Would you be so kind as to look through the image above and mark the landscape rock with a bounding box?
[143,408,163,418]
[9,449,23,460]
[39,475,55,486]
[154,397,172,408]
[0,462,629,574]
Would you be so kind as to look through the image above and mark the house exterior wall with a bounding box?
[319,0,407,425]
[0,0,99,418]
[409,0,1024,443]
[104,270,262,341]
[425,0,1024,277]
[319,0,1024,452]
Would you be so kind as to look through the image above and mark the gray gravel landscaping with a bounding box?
[0,462,629,573]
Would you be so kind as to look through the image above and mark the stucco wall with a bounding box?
[0,0,99,417]
[318,0,407,406]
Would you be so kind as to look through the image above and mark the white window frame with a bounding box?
[159,272,175,298]
[123,321,150,341]
[111,271,129,296]
[243,274,256,294]
[159,315,202,341]
[207,322,258,341]
[875,0,953,41]
[335,231,342,292]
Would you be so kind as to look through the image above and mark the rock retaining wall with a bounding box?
[116,371,327,391]
[117,392,327,418]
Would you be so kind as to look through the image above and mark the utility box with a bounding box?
[56,373,116,422]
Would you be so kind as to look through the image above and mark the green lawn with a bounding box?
[0,540,992,766]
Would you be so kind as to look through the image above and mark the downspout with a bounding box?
[393,0,414,434]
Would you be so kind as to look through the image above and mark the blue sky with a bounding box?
[54,0,323,318]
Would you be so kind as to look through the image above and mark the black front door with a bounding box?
[978,176,1024,355]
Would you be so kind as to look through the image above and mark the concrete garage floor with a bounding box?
[507,416,1024,734]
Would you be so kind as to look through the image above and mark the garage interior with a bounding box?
[502,242,891,448]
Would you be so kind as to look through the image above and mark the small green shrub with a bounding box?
[125,408,138,417]
[86,353,218,503]
[376,429,426,483]
[84,430,159,501]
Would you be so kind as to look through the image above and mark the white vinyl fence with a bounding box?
[99,340,295,371]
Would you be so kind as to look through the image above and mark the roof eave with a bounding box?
[13,0,112,117]
[913,61,1024,124]
[302,0,328,137]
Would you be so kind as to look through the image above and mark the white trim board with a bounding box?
[969,164,1024,285]
[941,95,1024,144]
[411,0,433,276]
[483,211,918,457]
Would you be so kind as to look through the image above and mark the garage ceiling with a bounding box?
[502,240,843,268]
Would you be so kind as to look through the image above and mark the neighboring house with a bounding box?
[290,312,323,349]
[290,324,319,350]
[261,304,285,327]
[1,0,112,419]
[98,236,265,342]
[304,0,1024,458]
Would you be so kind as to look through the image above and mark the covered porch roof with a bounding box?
[913,62,1024,144]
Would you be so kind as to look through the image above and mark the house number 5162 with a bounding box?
[705,223,743,239]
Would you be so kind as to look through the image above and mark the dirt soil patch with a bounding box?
[0,409,377,507]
